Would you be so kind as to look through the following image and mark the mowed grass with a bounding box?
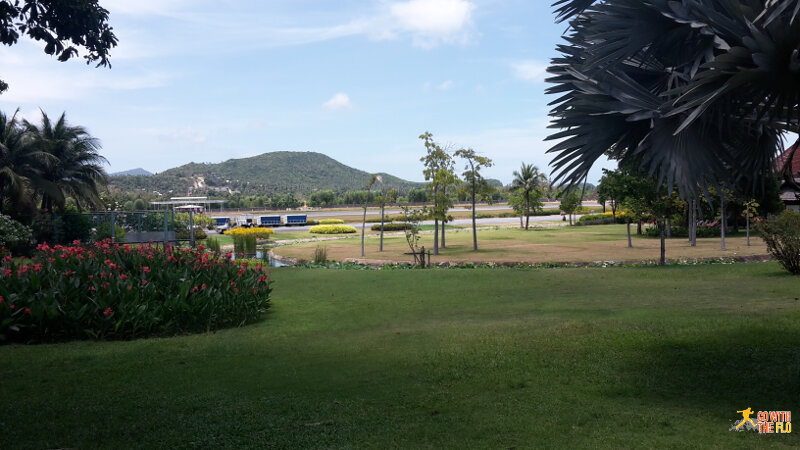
[1,264,798,448]
[274,224,769,264]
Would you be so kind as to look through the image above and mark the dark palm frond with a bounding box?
[546,0,800,197]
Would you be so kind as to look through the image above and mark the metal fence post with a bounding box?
[189,210,195,249]
[110,212,116,242]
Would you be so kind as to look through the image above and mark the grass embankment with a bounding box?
[0,264,797,448]
[274,224,768,264]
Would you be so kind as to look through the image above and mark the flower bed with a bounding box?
[309,225,358,234]
[317,219,345,224]
[0,241,271,343]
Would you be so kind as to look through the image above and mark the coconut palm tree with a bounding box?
[511,163,545,230]
[546,0,797,196]
[24,112,108,211]
[0,110,54,214]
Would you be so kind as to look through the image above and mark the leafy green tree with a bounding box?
[511,163,546,230]
[24,112,107,211]
[547,0,795,198]
[361,174,377,257]
[454,148,493,251]
[420,131,457,255]
[597,169,627,218]
[0,0,117,94]
[559,190,581,226]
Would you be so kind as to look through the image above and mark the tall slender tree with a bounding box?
[454,148,493,251]
[420,132,455,255]
[361,174,377,257]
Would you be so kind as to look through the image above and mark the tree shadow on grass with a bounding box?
[603,327,800,413]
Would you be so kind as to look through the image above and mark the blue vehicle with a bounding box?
[282,214,307,226]
[214,217,231,231]
[260,215,281,227]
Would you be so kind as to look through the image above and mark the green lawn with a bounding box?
[1,264,798,448]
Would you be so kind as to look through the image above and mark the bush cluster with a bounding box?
[225,227,275,238]
[0,241,271,343]
[309,225,357,234]
[577,213,626,226]
[757,211,800,274]
[644,225,723,238]
[370,223,414,231]
[0,214,32,252]
[317,219,345,224]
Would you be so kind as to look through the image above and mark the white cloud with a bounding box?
[511,61,549,83]
[323,93,354,110]
[390,0,476,47]
[437,80,454,90]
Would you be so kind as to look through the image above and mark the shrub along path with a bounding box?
[1,264,797,448]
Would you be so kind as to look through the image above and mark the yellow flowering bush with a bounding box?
[225,227,274,239]
[309,225,357,234]
[318,219,345,224]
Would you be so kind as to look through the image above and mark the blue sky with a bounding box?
[0,0,615,185]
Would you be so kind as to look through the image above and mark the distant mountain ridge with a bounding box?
[110,168,152,176]
[108,151,426,196]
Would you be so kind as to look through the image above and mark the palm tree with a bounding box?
[511,163,544,230]
[546,0,796,197]
[24,112,108,211]
[0,110,54,214]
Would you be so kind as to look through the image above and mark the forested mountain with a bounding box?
[108,151,425,197]
[110,168,152,176]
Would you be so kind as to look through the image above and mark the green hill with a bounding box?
[109,151,425,197]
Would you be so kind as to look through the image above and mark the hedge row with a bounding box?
[309,225,358,234]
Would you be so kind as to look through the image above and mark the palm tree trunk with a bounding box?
[379,203,385,252]
[720,191,726,251]
[525,192,530,230]
[659,219,666,266]
[746,205,751,246]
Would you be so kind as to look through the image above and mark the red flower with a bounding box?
[2,268,10,277]
[88,274,94,279]
[119,274,128,280]
[10,304,15,309]
[126,286,132,291]
[32,263,42,272]
[230,281,236,287]
[201,283,207,289]
[141,266,150,273]
[142,279,148,285]
[47,257,55,263]
[24,308,31,314]
[65,269,73,277]
[0,295,3,303]
[253,288,258,295]
[103,307,113,317]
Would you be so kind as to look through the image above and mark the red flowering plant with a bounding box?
[0,240,271,343]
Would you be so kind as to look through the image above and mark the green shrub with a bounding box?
[309,225,357,234]
[93,222,127,242]
[757,211,800,274]
[176,228,207,240]
[0,214,31,252]
[233,234,257,255]
[476,213,495,219]
[206,237,222,253]
[313,245,328,264]
[577,214,626,226]
[644,225,722,238]
[371,223,414,231]
[0,241,271,342]
[318,219,344,224]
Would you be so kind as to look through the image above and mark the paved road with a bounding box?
[262,213,574,233]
